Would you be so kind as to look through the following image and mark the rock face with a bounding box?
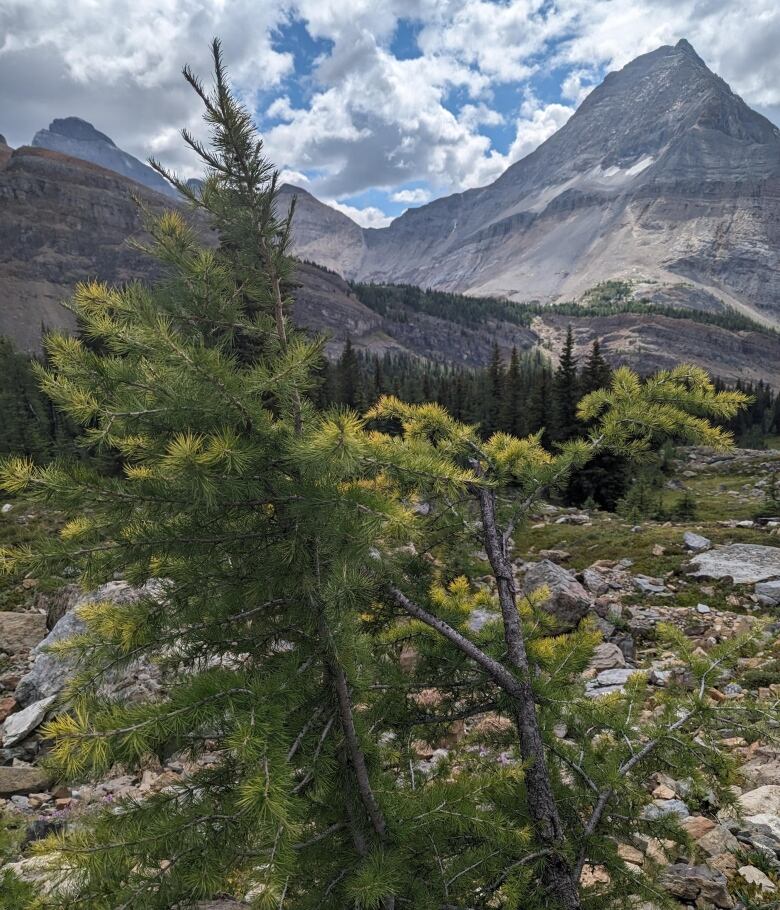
[522,560,591,630]
[684,531,711,551]
[688,544,780,583]
[15,581,162,708]
[286,40,780,329]
[32,117,178,199]
[0,612,47,654]
[755,578,780,606]
[5,106,780,383]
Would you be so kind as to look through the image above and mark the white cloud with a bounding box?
[279,168,310,186]
[507,98,574,163]
[2,0,780,214]
[0,0,292,175]
[391,188,431,204]
[325,199,394,228]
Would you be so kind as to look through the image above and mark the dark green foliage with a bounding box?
[353,279,779,339]
[551,327,580,443]
[672,490,698,520]
[0,338,76,460]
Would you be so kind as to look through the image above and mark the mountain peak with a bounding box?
[32,118,177,199]
[47,117,116,147]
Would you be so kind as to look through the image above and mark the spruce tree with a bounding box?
[485,341,504,435]
[336,337,362,408]
[579,340,611,395]
[551,326,579,442]
[500,346,525,437]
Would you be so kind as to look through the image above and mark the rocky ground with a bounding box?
[1,446,780,907]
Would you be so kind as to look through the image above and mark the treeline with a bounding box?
[5,324,779,483]
[318,330,780,448]
[352,279,779,337]
[0,338,78,460]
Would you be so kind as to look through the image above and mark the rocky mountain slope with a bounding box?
[287,40,780,328]
[2,126,780,384]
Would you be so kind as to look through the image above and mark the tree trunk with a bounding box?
[476,486,581,910]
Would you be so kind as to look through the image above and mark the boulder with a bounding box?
[755,578,780,607]
[738,785,780,816]
[740,745,780,787]
[2,696,56,746]
[588,642,626,671]
[696,824,740,856]
[682,815,716,840]
[15,581,162,708]
[737,865,776,892]
[684,531,711,551]
[644,799,690,820]
[582,568,610,596]
[523,560,591,630]
[744,812,780,839]
[595,668,641,687]
[688,544,780,584]
[0,611,47,654]
[0,766,53,796]
[661,863,733,908]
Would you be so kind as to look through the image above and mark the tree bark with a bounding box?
[476,486,581,910]
[316,609,395,910]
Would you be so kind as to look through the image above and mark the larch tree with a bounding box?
[1,41,401,910]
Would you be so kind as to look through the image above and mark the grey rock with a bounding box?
[696,603,711,614]
[755,578,780,606]
[468,608,500,632]
[739,786,780,816]
[584,684,626,699]
[689,544,780,584]
[741,746,780,787]
[0,766,53,796]
[0,611,47,654]
[523,560,591,630]
[2,696,56,746]
[696,824,740,856]
[588,642,626,671]
[582,568,610,596]
[661,863,733,908]
[737,865,776,892]
[643,799,691,820]
[595,668,640,687]
[684,531,711,551]
[633,575,666,594]
[15,581,162,708]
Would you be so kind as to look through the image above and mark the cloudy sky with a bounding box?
[1,0,779,227]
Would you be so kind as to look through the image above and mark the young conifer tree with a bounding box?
[305,368,764,910]
[0,41,403,910]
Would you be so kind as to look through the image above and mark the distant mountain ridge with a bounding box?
[3,40,780,385]
[32,116,178,199]
[282,39,780,327]
[1,139,779,387]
